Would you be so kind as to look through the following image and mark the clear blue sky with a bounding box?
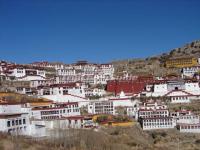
[0,0,200,64]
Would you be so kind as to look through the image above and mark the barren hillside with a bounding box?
[112,40,200,76]
[1,125,200,150]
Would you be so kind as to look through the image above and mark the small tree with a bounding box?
[96,115,108,123]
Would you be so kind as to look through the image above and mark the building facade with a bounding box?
[88,101,114,114]
[165,57,198,68]
[141,117,174,130]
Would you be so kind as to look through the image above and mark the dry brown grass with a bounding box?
[0,92,49,103]
[168,100,200,115]
[112,40,200,76]
[1,124,200,150]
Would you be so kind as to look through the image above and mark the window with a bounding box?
[23,119,26,124]
[16,120,18,125]
[7,121,10,127]
[12,120,15,126]
[19,120,22,125]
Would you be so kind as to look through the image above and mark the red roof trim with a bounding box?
[164,89,195,97]
[0,102,26,105]
[62,115,84,120]
[139,109,168,112]
[0,113,27,119]
[142,117,172,120]
[109,98,130,101]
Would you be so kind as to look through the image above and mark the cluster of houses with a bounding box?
[0,99,97,137]
[136,101,200,133]
[0,60,114,97]
[1,58,200,137]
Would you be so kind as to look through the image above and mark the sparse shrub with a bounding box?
[110,129,119,135]
[191,50,196,54]
[96,115,108,123]
[177,48,181,53]
[169,49,176,56]
[151,132,157,139]
[195,139,200,144]
[127,142,137,147]
[160,132,167,137]
[191,42,195,47]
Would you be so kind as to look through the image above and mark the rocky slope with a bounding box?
[112,40,200,77]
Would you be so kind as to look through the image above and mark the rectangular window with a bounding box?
[12,120,14,126]
[23,119,26,124]
[16,120,18,125]
[7,121,10,127]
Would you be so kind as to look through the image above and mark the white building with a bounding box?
[87,93,138,115]
[56,75,82,84]
[177,114,199,124]
[137,101,176,130]
[17,75,46,81]
[16,87,34,95]
[30,115,96,136]
[30,78,55,88]
[85,88,106,97]
[29,102,82,137]
[37,83,89,106]
[164,90,197,104]
[139,101,167,109]
[56,68,76,76]
[138,107,169,120]
[0,113,30,135]
[181,66,200,78]
[137,101,169,120]
[94,74,112,85]
[88,101,114,115]
[170,109,200,133]
[126,106,139,118]
[31,102,80,120]
[0,101,92,137]
[143,80,200,98]
[178,123,200,133]
[0,102,31,135]
[55,61,114,85]
[7,66,46,78]
[99,64,114,77]
[0,60,15,73]
[141,117,174,130]
[109,97,137,108]
[37,82,86,98]
[31,61,64,69]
